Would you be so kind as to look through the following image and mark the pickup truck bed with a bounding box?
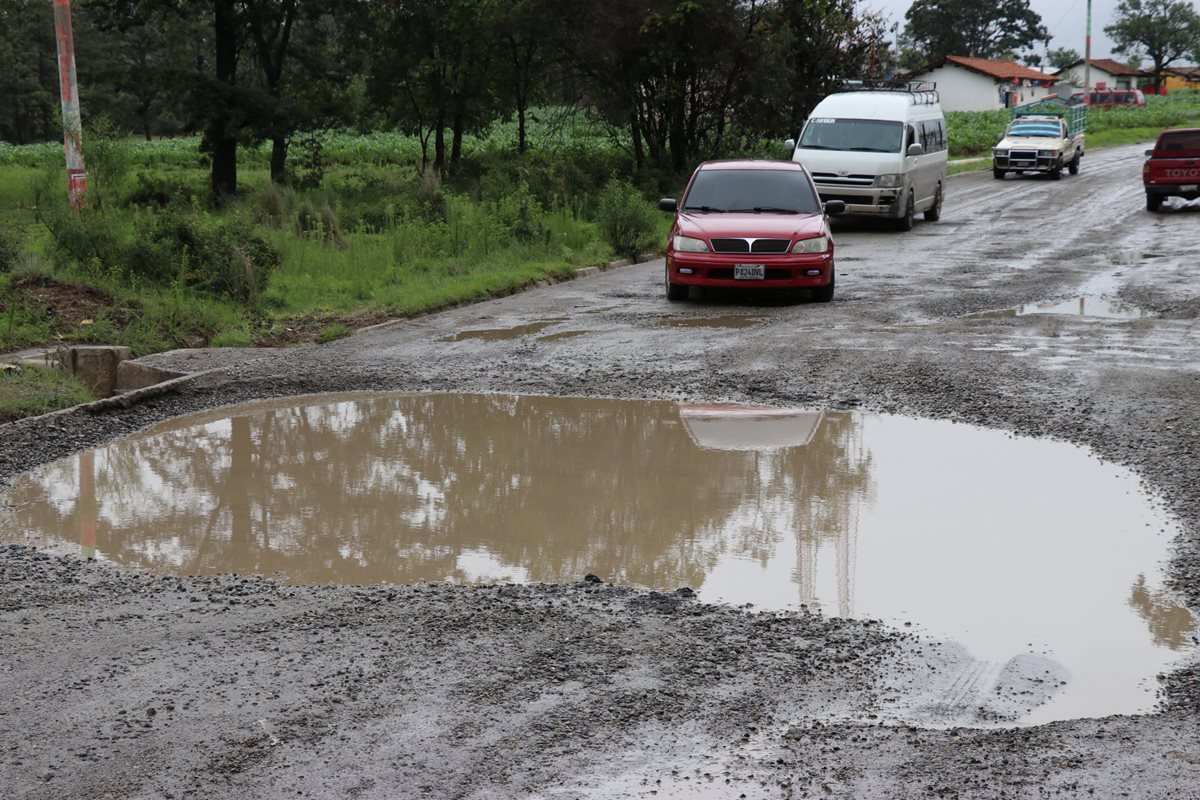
[1144,128,1200,211]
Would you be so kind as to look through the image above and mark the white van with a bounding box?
[785,82,947,231]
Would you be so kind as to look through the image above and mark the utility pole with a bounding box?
[52,0,87,212]
[1083,0,1092,103]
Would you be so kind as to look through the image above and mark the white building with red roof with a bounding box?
[1057,58,1144,90]
[904,55,1060,112]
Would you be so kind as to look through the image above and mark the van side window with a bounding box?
[916,120,946,153]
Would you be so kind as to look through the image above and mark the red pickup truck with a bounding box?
[1144,128,1200,211]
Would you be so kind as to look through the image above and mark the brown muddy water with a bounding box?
[657,315,765,329]
[2,393,1194,726]
[441,319,566,341]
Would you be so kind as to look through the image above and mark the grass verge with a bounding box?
[0,364,92,424]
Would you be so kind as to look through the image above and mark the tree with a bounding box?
[489,0,571,155]
[1105,0,1200,94]
[903,0,1049,62]
[780,1,897,136]
[1047,47,1081,71]
[242,2,364,184]
[369,0,498,173]
[577,0,786,173]
[0,0,58,144]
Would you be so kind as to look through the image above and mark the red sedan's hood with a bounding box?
[676,211,826,240]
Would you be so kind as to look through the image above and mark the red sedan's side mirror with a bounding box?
[658,198,678,212]
[824,200,846,216]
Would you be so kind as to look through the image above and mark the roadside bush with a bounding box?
[294,202,347,248]
[251,181,296,229]
[125,169,203,209]
[491,182,545,244]
[595,179,658,260]
[145,214,280,304]
[40,204,128,279]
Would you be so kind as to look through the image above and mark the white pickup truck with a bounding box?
[992,103,1086,181]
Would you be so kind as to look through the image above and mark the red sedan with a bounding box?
[658,160,844,302]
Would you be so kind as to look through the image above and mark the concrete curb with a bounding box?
[2,365,227,431]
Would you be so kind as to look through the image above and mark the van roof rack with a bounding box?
[835,79,940,104]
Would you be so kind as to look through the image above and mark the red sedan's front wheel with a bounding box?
[665,266,688,301]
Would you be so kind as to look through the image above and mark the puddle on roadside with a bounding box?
[966,295,1153,320]
[657,315,765,329]
[441,319,565,342]
[2,393,1193,727]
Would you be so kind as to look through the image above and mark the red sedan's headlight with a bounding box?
[672,235,709,252]
[791,235,830,254]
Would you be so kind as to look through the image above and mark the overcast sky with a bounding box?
[869,0,1123,61]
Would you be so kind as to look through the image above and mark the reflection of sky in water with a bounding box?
[685,411,1195,726]
[1,392,1194,727]
[967,295,1152,320]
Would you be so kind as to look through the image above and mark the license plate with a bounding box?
[734,264,765,280]
[1182,184,1198,191]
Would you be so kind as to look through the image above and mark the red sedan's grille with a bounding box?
[710,238,791,255]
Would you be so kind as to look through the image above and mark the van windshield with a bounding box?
[798,118,903,153]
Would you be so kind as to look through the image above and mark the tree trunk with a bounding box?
[629,114,644,170]
[450,106,464,167]
[517,101,527,156]
[270,136,288,184]
[434,108,446,171]
[210,0,239,201]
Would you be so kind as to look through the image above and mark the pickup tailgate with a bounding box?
[1145,157,1200,187]
[1144,130,1200,191]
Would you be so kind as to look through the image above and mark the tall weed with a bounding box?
[595,179,657,259]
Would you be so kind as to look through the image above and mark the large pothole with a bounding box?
[1,392,1194,726]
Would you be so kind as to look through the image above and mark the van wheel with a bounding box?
[1146,192,1162,212]
[923,183,943,222]
[1068,152,1080,175]
[666,268,688,301]
[895,190,915,231]
[993,168,1005,180]
[1050,161,1063,180]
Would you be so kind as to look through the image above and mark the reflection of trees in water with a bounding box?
[1128,574,1196,651]
[3,395,874,592]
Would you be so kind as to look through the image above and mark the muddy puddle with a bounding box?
[967,295,1152,320]
[2,393,1194,726]
[441,319,565,341]
[657,315,765,329]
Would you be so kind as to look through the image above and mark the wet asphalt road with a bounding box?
[2,142,1200,798]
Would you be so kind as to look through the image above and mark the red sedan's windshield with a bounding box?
[682,169,821,214]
